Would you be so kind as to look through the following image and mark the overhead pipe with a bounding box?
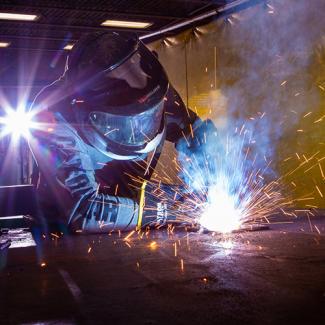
[140,0,257,41]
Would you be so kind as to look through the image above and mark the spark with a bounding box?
[319,164,324,178]
[189,124,194,138]
[130,120,135,143]
[174,242,177,256]
[104,128,119,136]
[149,241,158,250]
[303,111,312,118]
[124,230,135,241]
[315,185,323,198]
[314,115,325,123]
[144,147,157,176]
[314,225,321,235]
[181,130,190,147]
[226,17,234,25]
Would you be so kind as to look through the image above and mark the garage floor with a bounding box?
[1,216,325,325]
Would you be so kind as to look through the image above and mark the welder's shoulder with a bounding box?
[31,80,79,140]
[32,110,79,143]
[164,85,198,142]
[32,77,69,118]
[165,86,197,121]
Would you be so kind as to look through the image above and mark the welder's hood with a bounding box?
[67,31,169,160]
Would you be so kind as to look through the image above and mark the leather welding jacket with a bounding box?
[29,80,212,231]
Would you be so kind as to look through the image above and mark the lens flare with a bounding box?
[0,106,35,140]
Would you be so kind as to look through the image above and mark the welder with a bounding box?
[29,31,217,233]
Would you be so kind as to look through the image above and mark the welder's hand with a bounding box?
[176,119,219,192]
[141,182,197,228]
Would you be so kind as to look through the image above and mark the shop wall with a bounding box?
[150,0,325,209]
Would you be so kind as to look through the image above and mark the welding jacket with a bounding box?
[30,80,216,232]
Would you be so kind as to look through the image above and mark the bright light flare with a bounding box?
[0,12,38,21]
[63,44,74,50]
[199,184,242,233]
[0,42,10,48]
[0,107,36,140]
[101,19,152,29]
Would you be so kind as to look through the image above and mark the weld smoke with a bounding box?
[178,0,324,197]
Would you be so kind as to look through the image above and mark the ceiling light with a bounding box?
[0,42,10,48]
[0,12,38,21]
[101,20,152,29]
[63,44,74,50]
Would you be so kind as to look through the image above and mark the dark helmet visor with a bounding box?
[89,100,164,147]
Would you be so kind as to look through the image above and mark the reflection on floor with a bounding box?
[1,216,325,325]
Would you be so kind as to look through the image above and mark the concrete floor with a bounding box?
[1,216,325,325]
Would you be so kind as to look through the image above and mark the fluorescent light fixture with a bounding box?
[0,12,38,21]
[0,42,10,48]
[63,44,74,50]
[101,19,152,29]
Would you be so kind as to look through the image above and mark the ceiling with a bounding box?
[0,0,239,52]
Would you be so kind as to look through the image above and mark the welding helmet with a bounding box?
[66,31,169,160]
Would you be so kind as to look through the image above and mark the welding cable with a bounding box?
[137,180,147,230]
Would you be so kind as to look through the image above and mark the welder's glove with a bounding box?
[140,182,197,228]
[176,119,219,192]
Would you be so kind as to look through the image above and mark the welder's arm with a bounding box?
[165,86,218,189]
[32,123,183,233]
[165,86,217,146]
[71,181,191,232]
[164,86,198,143]
[32,124,139,233]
